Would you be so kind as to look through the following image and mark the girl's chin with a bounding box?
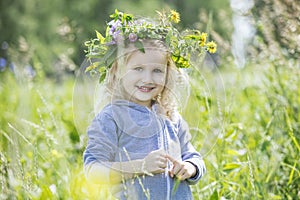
[129,94,155,105]
[123,89,159,104]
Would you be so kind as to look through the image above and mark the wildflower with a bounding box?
[51,149,63,158]
[0,57,6,71]
[170,10,180,23]
[128,33,138,42]
[106,40,117,46]
[199,32,207,47]
[206,41,217,53]
[24,65,36,79]
[85,10,218,82]
[49,184,57,194]
[9,63,15,73]
[85,62,99,72]
[0,57,6,67]
[108,20,122,36]
[27,151,33,159]
[112,30,122,43]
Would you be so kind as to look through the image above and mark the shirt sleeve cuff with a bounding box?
[184,159,206,185]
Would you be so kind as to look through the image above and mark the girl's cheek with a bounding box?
[154,73,166,82]
[155,77,166,86]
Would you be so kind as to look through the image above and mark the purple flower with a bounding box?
[124,20,132,26]
[106,40,117,46]
[112,30,121,41]
[112,30,125,44]
[108,20,121,36]
[128,33,138,42]
[9,62,15,73]
[0,57,6,71]
[106,30,122,45]
[24,65,36,79]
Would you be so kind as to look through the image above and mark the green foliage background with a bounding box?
[0,0,299,199]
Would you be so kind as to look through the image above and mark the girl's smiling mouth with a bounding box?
[137,86,155,93]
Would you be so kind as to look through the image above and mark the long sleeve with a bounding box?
[83,110,118,184]
[177,116,206,185]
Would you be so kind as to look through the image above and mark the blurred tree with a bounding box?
[0,0,232,78]
[111,0,233,63]
[109,0,166,17]
[252,0,300,59]
[0,0,113,79]
[162,0,233,65]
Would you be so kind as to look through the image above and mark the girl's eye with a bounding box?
[133,67,143,71]
[153,68,164,73]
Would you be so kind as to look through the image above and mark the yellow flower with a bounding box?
[51,149,63,158]
[170,10,180,23]
[206,41,217,53]
[199,32,207,47]
[84,62,99,72]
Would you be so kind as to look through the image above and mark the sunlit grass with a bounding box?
[0,59,299,199]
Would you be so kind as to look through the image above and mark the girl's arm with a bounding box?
[83,111,119,185]
[174,115,206,184]
[84,110,168,185]
[109,149,167,183]
[85,149,168,185]
[84,158,146,185]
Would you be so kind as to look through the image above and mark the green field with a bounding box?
[1,57,299,199]
[1,0,299,198]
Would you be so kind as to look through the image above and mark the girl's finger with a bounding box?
[158,168,165,173]
[159,161,167,168]
[169,170,174,178]
[159,157,167,163]
[176,167,186,179]
[172,163,181,176]
[165,154,178,164]
[178,172,188,180]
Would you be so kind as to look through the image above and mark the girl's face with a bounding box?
[121,49,168,107]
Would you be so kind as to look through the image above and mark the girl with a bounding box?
[83,10,210,200]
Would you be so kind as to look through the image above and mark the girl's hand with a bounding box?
[143,149,168,174]
[165,155,196,181]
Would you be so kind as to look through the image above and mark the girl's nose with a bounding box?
[142,71,153,83]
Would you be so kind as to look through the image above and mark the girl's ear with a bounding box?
[106,61,118,90]
[111,60,125,80]
[110,61,118,78]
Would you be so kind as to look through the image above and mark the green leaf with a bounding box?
[110,9,119,20]
[172,177,180,197]
[124,13,133,23]
[184,34,199,40]
[84,40,92,46]
[95,30,105,44]
[134,40,145,53]
[165,31,172,47]
[98,66,106,73]
[209,189,219,200]
[40,185,53,199]
[99,70,107,83]
[223,162,241,170]
[171,54,190,68]
[103,46,117,67]
[84,62,99,73]
[288,161,297,185]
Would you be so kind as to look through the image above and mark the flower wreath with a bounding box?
[84,9,217,83]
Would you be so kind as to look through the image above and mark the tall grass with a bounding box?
[189,59,300,199]
[0,56,299,199]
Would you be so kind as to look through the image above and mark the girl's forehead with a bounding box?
[126,49,168,66]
